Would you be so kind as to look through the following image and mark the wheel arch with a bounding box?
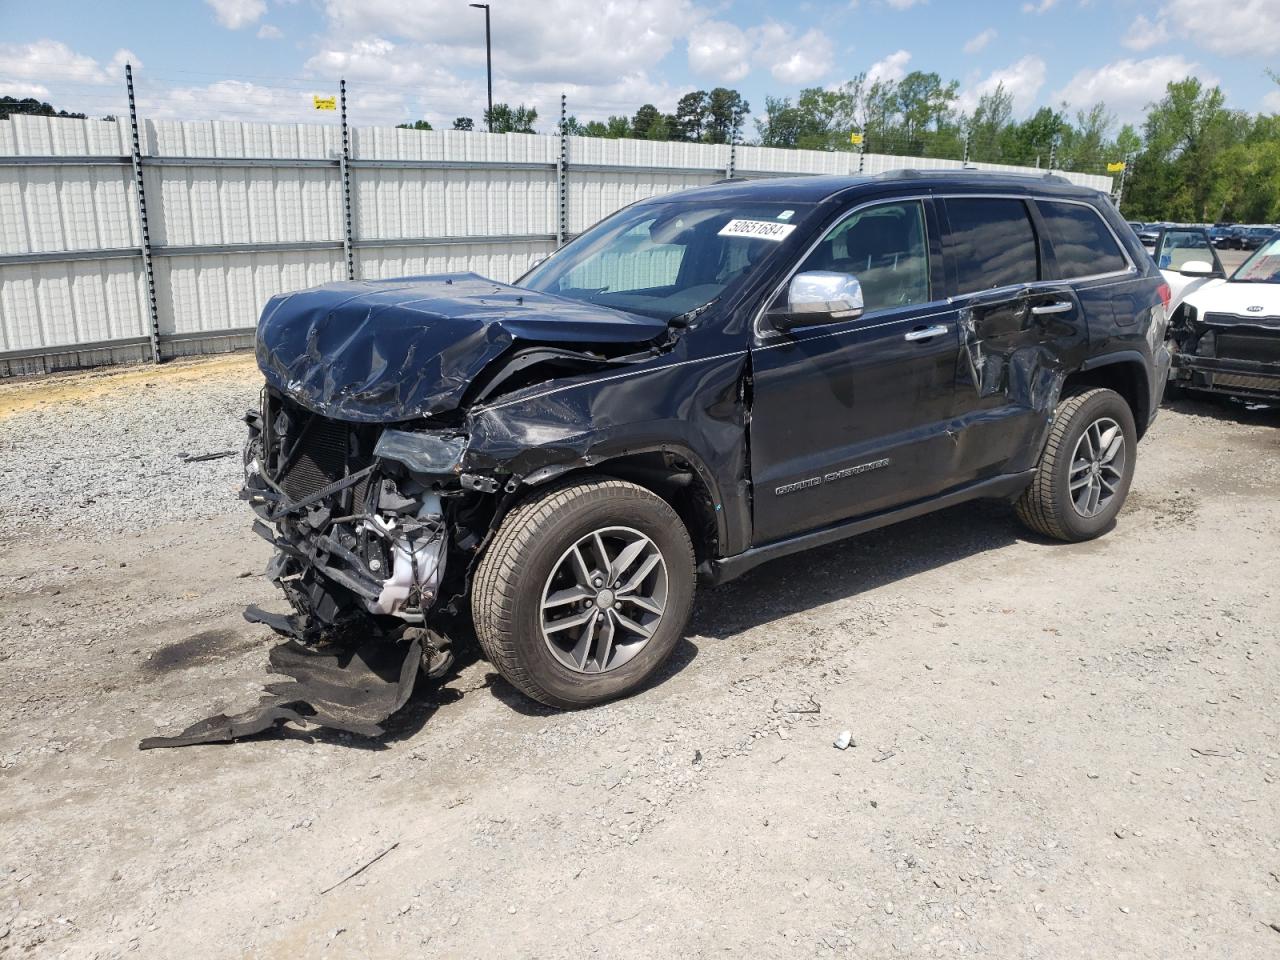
[515,447,727,565]
[1064,352,1153,438]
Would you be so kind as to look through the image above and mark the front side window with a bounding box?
[1038,200,1129,279]
[945,197,1039,294]
[792,200,930,314]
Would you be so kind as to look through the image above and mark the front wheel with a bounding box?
[1015,387,1137,542]
[472,477,695,709]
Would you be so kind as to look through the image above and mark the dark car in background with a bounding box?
[1210,226,1245,250]
[242,171,1172,710]
[1241,226,1275,250]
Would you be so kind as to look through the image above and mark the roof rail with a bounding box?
[874,168,1075,185]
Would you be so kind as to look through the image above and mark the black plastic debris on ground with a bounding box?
[139,612,420,749]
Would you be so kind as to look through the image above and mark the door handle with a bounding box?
[904,324,949,341]
[1030,301,1073,316]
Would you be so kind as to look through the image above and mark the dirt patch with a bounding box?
[139,627,253,676]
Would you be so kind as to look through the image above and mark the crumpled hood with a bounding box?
[1184,280,1280,324]
[256,273,668,422]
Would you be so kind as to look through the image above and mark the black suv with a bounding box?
[244,171,1170,710]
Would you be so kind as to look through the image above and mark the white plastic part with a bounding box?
[363,495,446,619]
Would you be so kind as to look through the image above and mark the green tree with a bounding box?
[1127,78,1243,221]
[396,119,433,131]
[964,84,1014,162]
[631,103,662,139]
[706,87,749,144]
[604,115,631,138]
[0,96,86,120]
[485,103,538,134]
[672,90,709,141]
[452,116,474,131]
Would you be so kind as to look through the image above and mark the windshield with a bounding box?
[1231,235,1280,283]
[519,199,816,320]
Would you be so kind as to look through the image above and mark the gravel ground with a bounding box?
[0,355,1278,959]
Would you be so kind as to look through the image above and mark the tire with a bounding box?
[472,476,696,709]
[1015,387,1137,542]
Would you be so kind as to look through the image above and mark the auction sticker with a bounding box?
[718,219,797,241]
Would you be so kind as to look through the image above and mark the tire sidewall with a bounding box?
[504,490,694,707]
[1050,390,1137,539]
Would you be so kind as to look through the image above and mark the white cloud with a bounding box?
[686,19,832,86]
[1,81,51,100]
[884,0,925,8]
[962,28,996,55]
[867,49,912,86]
[1168,0,1280,56]
[1264,90,1280,114]
[1021,0,1057,12]
[0,40,138,85]
[1121,15,1169,52]
[319,0,698,86]
[957,55,1046,116]
[256,24,284,40]
[1054,55,1210,123]
[751,22,834,84]
[205,0,267,30]
[687,20,752,83]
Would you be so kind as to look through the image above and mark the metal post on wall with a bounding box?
[1114,153,1132,210]
[556,93,568,247]
[726,107,739,180]
[125,64,161,363]
[339,78,355,280]
[857,134,866,175]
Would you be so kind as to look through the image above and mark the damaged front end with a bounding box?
[1168,304,1280,401]
[241,387,494,645]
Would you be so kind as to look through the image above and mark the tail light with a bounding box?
[1156,282,1171,312]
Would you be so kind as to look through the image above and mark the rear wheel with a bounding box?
[472,477,695,709]
[1016,387,1137,542]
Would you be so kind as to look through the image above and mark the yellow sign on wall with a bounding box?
[850,132,864,145]
[313,96,337,111]
[1106,161,1126,173]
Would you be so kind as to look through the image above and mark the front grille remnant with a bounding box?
[280,416,352,504]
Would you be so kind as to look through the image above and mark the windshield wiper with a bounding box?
[670,297,719,328]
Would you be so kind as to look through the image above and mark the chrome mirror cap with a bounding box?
[788,271,865,320]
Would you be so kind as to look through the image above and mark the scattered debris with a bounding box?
[872,750,896,763]
[179,450,237,463]
[1189,746,1231,758]
[774,697,821,715]
[833,730,852,750]
[319,841,400,895]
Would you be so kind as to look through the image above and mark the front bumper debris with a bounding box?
[139,632,422,748]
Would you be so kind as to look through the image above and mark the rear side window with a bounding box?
[1038,201,1129,278]
[945,198,1039,294]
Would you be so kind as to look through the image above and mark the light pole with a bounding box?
[469,3,493,131]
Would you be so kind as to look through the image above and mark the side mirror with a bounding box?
[772,271,864,332]
[1178,260,1215,277]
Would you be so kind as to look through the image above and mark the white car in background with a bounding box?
[1159,230,1280,403]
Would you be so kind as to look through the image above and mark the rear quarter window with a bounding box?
[1038,200,1129,279]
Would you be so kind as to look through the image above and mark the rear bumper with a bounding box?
[1172,352,1280,400]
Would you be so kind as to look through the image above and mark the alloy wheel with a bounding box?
[1068,416,1126,518]
[539,526,669,674]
